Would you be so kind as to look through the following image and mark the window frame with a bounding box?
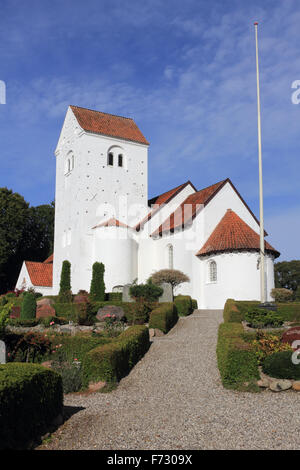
[208,260,217,283]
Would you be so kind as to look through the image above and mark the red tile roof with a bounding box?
[151,180,227,237]
[196,209,280,258]
[43,254,53,264]
[70,105,149,145]
[25,261,53,287]
[136,181,196,232]
[92,218,132,229]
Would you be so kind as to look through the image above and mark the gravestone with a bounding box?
[36,304,56,319]
[0,340,6,364]
[96,305,125,322]
[281,327,300,348]
[158,283,173,303]
[122,284,134,303]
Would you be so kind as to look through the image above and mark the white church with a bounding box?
[16,105,280,309]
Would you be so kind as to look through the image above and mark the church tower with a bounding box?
[52,105,149,294]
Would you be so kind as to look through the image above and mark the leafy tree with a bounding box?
[274,260,300,293]
[0,188,55,294]
[0,188,30,294]
[149,269,190,296]
[90,262,105,301]
[21,202,55,262]
[58,260,72,303]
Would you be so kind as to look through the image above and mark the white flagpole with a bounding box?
[254,21,266,304]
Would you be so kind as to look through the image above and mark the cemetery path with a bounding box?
[38,310,300,450]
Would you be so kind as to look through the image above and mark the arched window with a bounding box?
[118,154,123,167]
[209,260,217,282]
[167,244,174,269]
[65,151,74,175]
[108,152,114,166]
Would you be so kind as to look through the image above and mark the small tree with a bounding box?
[59,260,72,303]
[20,292,37,320]
[150,269,190,297]
[90,262,105,301]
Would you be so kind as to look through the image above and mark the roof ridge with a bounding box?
[70,105,134,121]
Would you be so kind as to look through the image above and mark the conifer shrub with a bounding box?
[58,260,72,303]
[90,262,105,301]
[20,292,37,320]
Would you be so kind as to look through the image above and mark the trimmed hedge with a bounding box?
[0,363,63,449]
[192,299,198,310]
[81,325,150,386]
[217,322,260,390]
[149,302,178,334]
[174,295,193,316]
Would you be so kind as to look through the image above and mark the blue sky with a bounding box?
[0,0,299,261]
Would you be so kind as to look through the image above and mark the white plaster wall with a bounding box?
[52,106,148,295]
[201,252,275,309]
[93,226,138,292]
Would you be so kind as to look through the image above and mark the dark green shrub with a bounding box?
[58,260,72,303]
[129,280,163,302]
[81,325,149,386]
[90,262,105,302]
[217,322,260,390]
[192,299,198,310]
[0,363,63,449]
[174,295,192,316]
[245,308,283,328]
[262,350,300,380]
[149,302,178,333]
[106,292,122,301]
[20,292,36,320]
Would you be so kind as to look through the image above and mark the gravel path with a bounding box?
[38,310,300,450]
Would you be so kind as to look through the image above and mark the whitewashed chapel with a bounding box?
[16,105,279,308]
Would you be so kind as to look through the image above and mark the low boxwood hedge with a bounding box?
[217,322,260,390]
[262,350,300,380]
[174,295,193,316]
[0,363,63,449]
[191,299,198,310]
[148,302,178,333]
[81,325,150,386]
